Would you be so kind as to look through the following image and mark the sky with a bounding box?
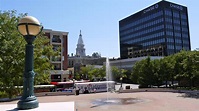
[1,0,199,58]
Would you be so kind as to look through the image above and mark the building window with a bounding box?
[174,26,180,32]
[182,27,188,32]
[120,11,163,31]
[181,13,187,20]
[53,63,61,70]
[167,45,175,50]
[53,45,60,51]
[165,17,172,23]
[167,38,174,43]
[176,45,182,50]
[166,24,173,29]
[173,19,180,25]
[181,21,187,26]
[165,9,172,16]
[182,33,188,39]
[174,32,181,37]
[166,31,174,36]
[52,56,61,61]
[52,35,61,43]
[173,11,180,18]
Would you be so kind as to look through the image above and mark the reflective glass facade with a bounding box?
[119,1,191,59]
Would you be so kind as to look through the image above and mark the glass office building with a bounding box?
[119,0,191,59]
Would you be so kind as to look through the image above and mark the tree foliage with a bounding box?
[0,10,57,98]
[75,65,127,82]
[131,50,199,88]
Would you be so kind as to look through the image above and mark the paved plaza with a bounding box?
[1,91,199,111]
[0,102,74,111]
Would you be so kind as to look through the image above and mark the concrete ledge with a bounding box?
[0,102,74,111]
[0,92,74,102]
[0,96,20,102]
[35,92,74,97]
[118,88,178,93]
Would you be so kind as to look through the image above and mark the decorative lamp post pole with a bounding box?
[17,16,43,110]
[73,79,75,89]
[120,77,123,88]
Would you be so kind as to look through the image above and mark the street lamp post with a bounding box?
[120,77,123,88]
[73,79,75,89]
[17,16,43,110]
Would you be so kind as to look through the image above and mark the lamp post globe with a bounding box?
[18,16,42,36]
[17,16,43,110]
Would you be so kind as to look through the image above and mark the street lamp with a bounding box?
[17,16,43,110]
[73,79,75,89]
[120,77,123,88]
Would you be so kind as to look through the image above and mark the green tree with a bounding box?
[181,51,199,87]
[78,65,106,81]
[151,59,162,87]
[0,10,25,98]
[98,66,106,79]
[79,65,94,80]
[141,57,154,87]
[131,50,199,88]
[132,57,155,87]
[131,60,143,84]
[88,67,99,80]
[111,66,120,81]
[159,58,172,87]
[0,10,57,98]
[33,33,57,85]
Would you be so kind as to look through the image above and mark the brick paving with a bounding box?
[1,91,199,111]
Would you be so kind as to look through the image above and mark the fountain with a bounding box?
[106,57,113,92]
[90,57,143,108]
[91,98,143,108]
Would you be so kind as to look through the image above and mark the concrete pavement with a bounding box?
[1,91,199,111]
[0,102,74,111]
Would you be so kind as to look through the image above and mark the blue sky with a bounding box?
[1,0,199,58]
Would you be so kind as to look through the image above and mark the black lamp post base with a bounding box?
[17,96,39,110]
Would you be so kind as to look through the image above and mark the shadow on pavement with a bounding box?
[6,108,18,111]
[178,92,199,99]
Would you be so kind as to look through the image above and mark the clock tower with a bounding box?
[76,30,86,57]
